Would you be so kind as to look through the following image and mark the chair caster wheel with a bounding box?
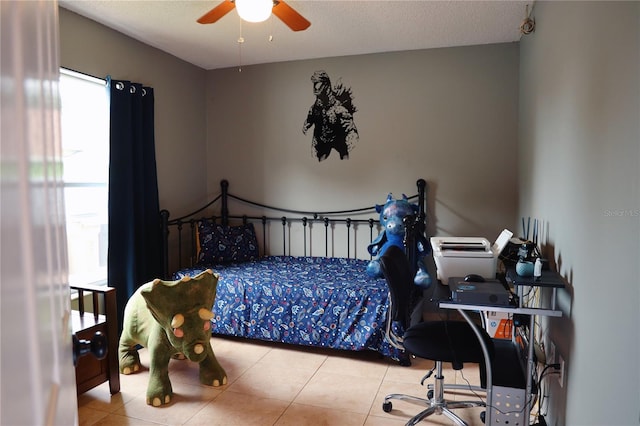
[382,401,393,413]
[480,411,486,423]
[427,389,434,399]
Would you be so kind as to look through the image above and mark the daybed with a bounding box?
[160,179,427,363]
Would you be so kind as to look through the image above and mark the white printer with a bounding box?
[430,229,513,283]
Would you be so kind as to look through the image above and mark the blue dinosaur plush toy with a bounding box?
[366,194,431,289]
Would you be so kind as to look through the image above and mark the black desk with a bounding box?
[505,268,565,288]
[505,268,566,310]
[436,276,562,426]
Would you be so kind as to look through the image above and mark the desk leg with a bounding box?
[518,285,524,308]
[457,309,493,426]
[523,315,537,426]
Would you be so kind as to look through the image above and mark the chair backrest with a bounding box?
[380,245,414,331]
[382,245,495,377]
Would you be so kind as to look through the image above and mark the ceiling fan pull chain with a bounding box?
[237,18,244,72]
[269,13,274,42]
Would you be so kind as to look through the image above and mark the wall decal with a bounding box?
[302,70,359,161]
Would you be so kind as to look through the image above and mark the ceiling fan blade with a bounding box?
[197,0,236,24]
[272,0,311,31]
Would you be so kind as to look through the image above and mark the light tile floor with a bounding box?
[77,336,491,426]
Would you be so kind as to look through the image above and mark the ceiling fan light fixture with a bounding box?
[235,0,273,23]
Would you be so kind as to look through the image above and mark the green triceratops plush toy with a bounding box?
[118,269,227,406]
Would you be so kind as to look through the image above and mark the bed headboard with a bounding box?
[160,179,427,279]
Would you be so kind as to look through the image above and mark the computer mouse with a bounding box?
[464,274,485,282]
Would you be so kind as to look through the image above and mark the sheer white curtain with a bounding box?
[1,1,78,425]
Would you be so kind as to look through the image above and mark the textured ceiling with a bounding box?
[59,0,531,70]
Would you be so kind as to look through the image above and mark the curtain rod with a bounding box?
[60,67,106,85]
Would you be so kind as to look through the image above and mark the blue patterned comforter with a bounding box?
[174,256,405,362]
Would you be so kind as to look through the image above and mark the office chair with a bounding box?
[381,245,494,426]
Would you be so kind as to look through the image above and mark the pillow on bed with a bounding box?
[197,222,259,265]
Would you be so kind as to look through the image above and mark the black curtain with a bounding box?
[108,80,162,333]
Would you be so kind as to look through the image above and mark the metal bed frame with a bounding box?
[160,179,427,280]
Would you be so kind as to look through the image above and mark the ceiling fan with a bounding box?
[197,0,311,32]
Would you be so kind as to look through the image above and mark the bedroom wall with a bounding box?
[519,2,639,425]
[58,8,208,219]
[205,43,520,256]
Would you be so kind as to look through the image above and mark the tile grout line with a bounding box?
[362,363,391,425]
[271,353,332,425]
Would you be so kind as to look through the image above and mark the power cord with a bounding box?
[531,414,548,426]
[532,363,561,425]
[520,4,536,35]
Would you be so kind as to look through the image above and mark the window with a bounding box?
[59,69,109,286]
